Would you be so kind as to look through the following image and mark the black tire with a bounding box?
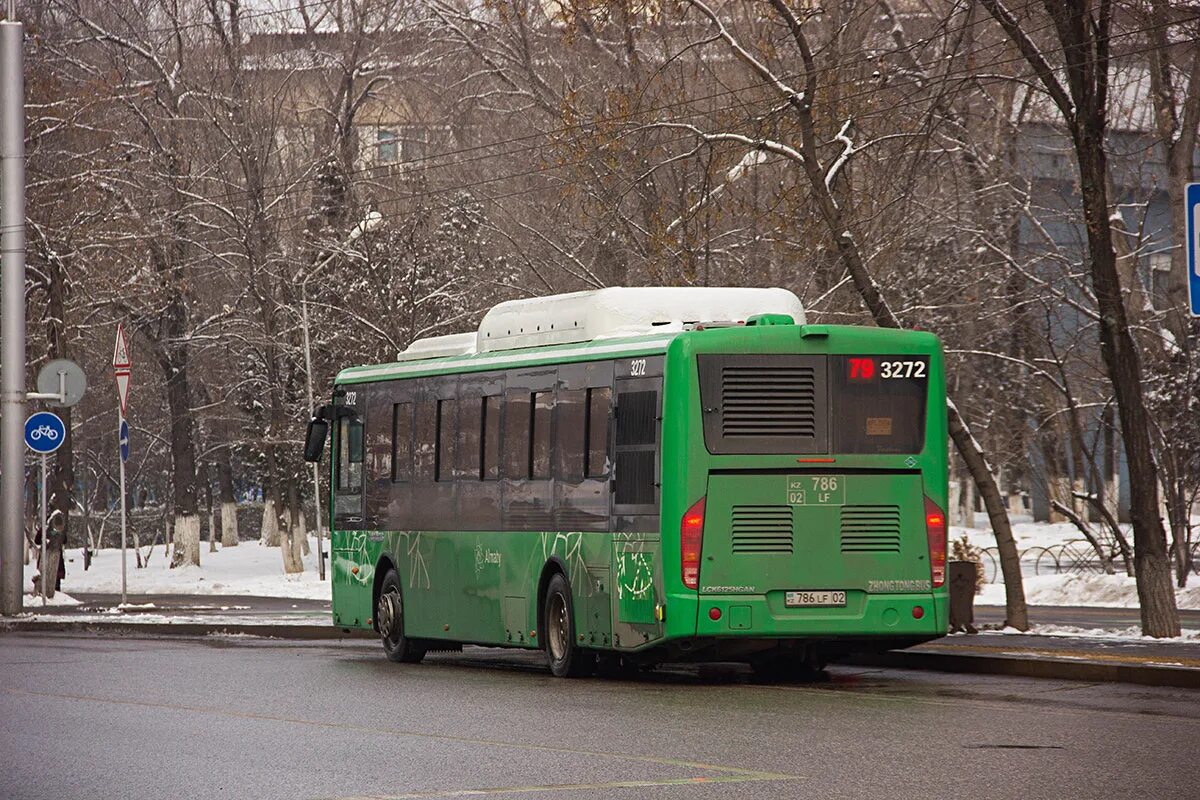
[377,568,426,664]
[542,573,594,678]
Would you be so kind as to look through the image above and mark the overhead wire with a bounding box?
[31,0,1048,210]
[250,11,1198,241]
[11,5,1193,241]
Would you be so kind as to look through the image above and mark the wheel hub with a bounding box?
[378,589,401,641]
[548,593,568,661]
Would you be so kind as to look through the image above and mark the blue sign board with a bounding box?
[24,411,65,454]
[119,419,130,463]
[1188,182,1200,317]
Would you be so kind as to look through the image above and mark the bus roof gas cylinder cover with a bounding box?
[745,313,795,326]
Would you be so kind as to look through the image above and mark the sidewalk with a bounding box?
[3,595,1197,688]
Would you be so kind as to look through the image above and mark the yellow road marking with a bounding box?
[3,687,799,794]
[325,773,794,800]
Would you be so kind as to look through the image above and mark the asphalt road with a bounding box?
[53,595,1200,629]
[2,632,1198,800]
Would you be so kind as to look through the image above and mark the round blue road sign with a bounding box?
[25,411,66,454]
[119,419,130,463]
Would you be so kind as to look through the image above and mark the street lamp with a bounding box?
[301,210,383,580]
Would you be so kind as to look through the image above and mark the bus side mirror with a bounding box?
[304,418,329,463]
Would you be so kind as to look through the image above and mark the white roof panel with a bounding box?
[476,286,804,353]
[392,286,805,362]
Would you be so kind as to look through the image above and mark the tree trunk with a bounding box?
[982,0,1179,639]
[281,478,303,574]
[260,497,279,547]
[1102,405,1120,523]
[206,467,217,553]
[1165,482,1191,588]
[1073,100,1179,637]
[172,515,200,568]
[162,294,201,568]
[956,457,975,528]
[221,503,239,548]
[218,452,239,546]
[948,401,1030,630]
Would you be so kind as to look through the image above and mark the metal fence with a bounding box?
[978,540,1200,582]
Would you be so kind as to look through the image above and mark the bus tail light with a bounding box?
[681,496,706,590]
[925,496,947,588]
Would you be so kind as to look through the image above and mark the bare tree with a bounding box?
[979,0,1179,636]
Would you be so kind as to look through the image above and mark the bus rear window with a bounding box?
[832,356,928,454]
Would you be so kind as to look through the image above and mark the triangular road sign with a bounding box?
[113,322,131,368]
[115,370,131,416]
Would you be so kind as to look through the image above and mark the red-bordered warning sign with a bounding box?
[113,323,131,415]
[112,322,131,369]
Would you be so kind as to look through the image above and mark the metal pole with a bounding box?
[0,18,26,616]
[301,283,325,580]
[119,412,127,605]
[38,453,45,604]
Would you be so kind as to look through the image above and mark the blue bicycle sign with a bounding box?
[25,411,66,454]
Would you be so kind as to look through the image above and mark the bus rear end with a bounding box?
[661,321,948,665]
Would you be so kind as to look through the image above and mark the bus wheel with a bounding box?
[377,569,425,664]
[543,573,594,678]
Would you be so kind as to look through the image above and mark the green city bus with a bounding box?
[305,287,948,677]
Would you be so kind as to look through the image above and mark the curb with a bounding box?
[0,620,372,640]
[5,621,1197,689]
[847,648,1200,690]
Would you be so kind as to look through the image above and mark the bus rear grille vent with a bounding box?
[731,505,794,554]
[840,506,901,553]
[721,366,816,438]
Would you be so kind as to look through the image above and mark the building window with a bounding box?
[403,127,428,162]
[377,129,399,163]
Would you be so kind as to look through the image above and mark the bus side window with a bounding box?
[458,396,482,480]
[482,395,501,480]
[531,391,553,479]
[414,398,436,482]
[556,389,585,481]
[614,389,657,506]
[336,416,364,493]
[391,402,412,482]
[585,387,610,478]
[503,389,530,479]
[436,399,457,482]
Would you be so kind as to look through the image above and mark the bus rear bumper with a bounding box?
[689,591,948,641]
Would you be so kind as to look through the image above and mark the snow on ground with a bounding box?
[955,516,1088,552]
[22,541,330,600]
[979,572,1200,609]
[22,591,80,607]
[988,625,1200,643]
[957,515,1200,610]
[16,609,323,626]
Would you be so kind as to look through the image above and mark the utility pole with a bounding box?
[0,3,26,616]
